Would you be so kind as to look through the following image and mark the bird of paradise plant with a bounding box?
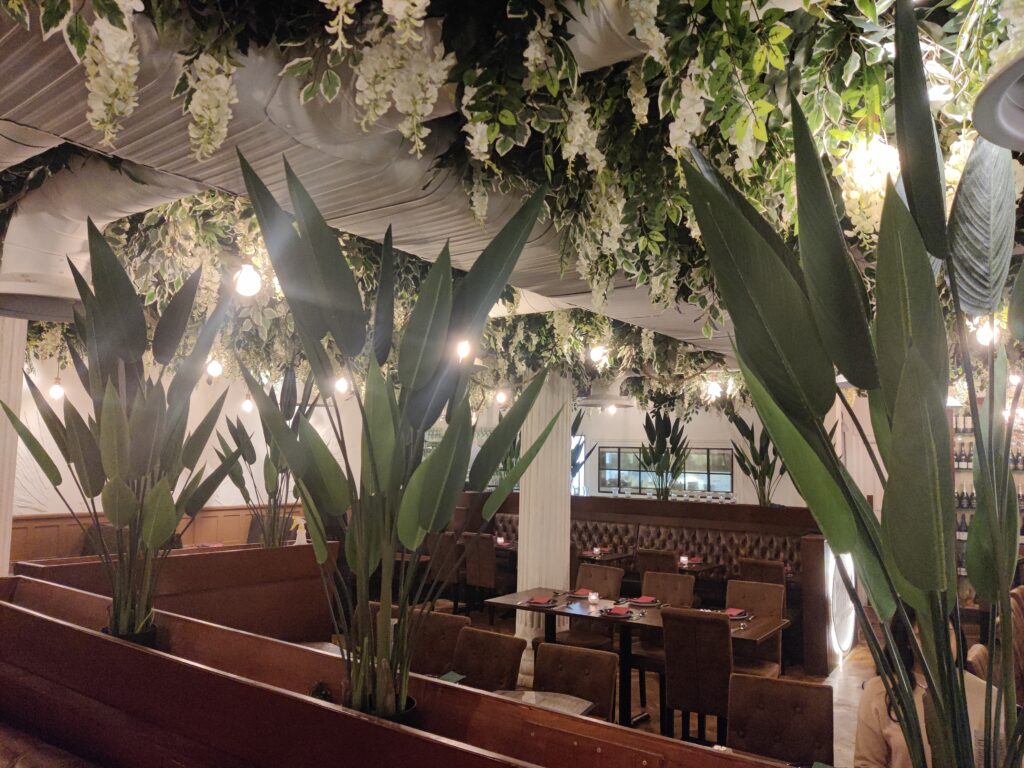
[683,1,1021,763]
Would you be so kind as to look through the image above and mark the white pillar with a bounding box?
[0,317,27,573]
[515,373,573,639]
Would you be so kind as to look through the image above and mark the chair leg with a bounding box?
[717,716,728,746]
[680,711,690,741]
[488,603,496,626]
[658,677,671,737]
[638,670,647,707]
[697,714,706,743]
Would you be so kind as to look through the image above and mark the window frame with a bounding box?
[597,445,733,495]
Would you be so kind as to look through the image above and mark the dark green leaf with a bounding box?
[2,401,62,487]
[101,476,138,528]
[23,373,68,462]
[374,226,395,366]
[152,268,202,365]
[361,356,397,493]
[1009,266,1024,342]
[64,399,105,497]
[87,219,147,365]
[399,244,452,391]
[181,390,227,471]
[99,381,129,480]
[297,415,350,519]
[141,478,178,549]
[183,450,241,518]
[483,406,562,520]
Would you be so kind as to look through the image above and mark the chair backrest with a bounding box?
[569,544,581,590]
[966,643,990,680]
[635,549,679,578]
[738,558,786,586]
[726,579,785,665]
[574,564,624,600]
[427,532,464,585]
[463,533,497,589]
[409,610,471,676]
[534,642,618,721]
[640,572,695,608]
[452,627,526,692]
[727,673,833,766]
[661,607,732,717]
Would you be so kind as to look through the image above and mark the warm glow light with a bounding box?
[233,263,263,297]
[844,136,901,197]
[456,339,471,362]
[241,397,254,413]
[1004,408,1013,422]
[48,379,64,401]
[335,377,351,394]
[206,359,223,378]
[589,345,609,364]
[976,320,998,347]
[946,394,963,407]
[606,404,618,415]
[1011,374,1021,387]
[705,380,723,400]
[471,412,478,426]
[495,390,509,406]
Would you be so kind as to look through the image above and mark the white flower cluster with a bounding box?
[627,63,649,126]
[666,67,706,159]
[551,310,575,356]
[641,328,656,361]
[834,135,900,239]
[991,0,1024,71]
[320,0,362,50]
[82,0,144,145]
[523,7,555,90]
[627,0,667,67]
[185,53,238,161]
[383,0,430,44]
[354,23,455,156]
[576,181,628,308]
[469,173,489,222]
[562,95,605,174]
[463,120,490,163]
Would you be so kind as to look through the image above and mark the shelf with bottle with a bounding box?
[952,441,1024,472]
[952,408,974,435]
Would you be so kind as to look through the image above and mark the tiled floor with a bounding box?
[463,605,876,768]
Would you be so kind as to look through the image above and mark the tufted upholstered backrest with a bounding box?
[452,627,526,692]
[726,673,833,766]
[492,513,519,542]
[570,520,638,553]
[636,524,802,578]
[661,607,732,718]
[534,642,618,721]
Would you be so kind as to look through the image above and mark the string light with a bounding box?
[206,359,223,378]
[48,378,64,401]
[976,320,998,346]
[456,339,471,362]
[606,404,618,415]
[233,262,262,297]
[1010,374,1021,387]
[589,346,609,365]
[704,380,723,400]
[335,377,351,395]
[495,390,508,406]
[241,397,254,413]
[844,136,900,197]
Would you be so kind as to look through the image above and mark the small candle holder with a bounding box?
[679,555,689,566]
[587,591,600,605]
[592,547,602,557]
[496,536,505,546]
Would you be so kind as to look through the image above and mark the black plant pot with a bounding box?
[101,624,159,649]
[366,695,419,728]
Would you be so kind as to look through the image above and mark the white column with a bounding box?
[515,373,573,640]
[0,317,27,573]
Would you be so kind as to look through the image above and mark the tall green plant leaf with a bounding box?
[240,366,310,480]
[881,348,953,591]
[101,477,139,528]
[87,219,147,364]
[141,477,178,549]
[792,101,878,390]
[399,245,452,391]
[683,161,834,426]
[947,138,1015,316]
[23,373,68,462]
[152,268,202,365]
[183,451,241,518]
[181,390,228,471]
[893,0,947,257]
[361,357,397,494]
[297,415,351,519]
[99,382,130,480]
[1,402,62,487]
[875,183,948,417]
[482,407,563,520]
[468,370,548,490]
[374,226,395,366]
[64,400,105,497]
[1009,266,1024,342]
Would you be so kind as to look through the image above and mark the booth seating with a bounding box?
[0,722,98,767]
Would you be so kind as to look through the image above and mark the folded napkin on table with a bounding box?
[724,607,745,617]
[632,596,657,604]
[608,605,631,616]
[573,588,592,596]
[528,596,554,605]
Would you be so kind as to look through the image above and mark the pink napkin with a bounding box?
[528,596,553,605]
[608,605,630,616]
[632,596,657,604]
[689,555,703,563]
[574,588,592,597]
[724,607,745,617]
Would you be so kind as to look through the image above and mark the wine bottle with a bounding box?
[966,411,973,433]
[967,443,974,469]
[968,485,976,509]
[954,410,961,434]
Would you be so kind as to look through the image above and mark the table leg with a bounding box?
[618,623,632,725]
[544,613,556,644]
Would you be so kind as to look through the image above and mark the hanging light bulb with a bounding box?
[456,339,471,362]
[206,359,223,379]
[495,390,509,406]
[48,377,64,401]
[606,404,618,415]
[233,262,263,297]
[241,397,254,413]
[1011,374,1021,387]
[589,345,609,365]
[976,320,998,346]
[1004,407,1013,422]
[705,380,723,400]
[335,377,351,395]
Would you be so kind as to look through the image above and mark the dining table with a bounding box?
[578,550,633,565]
[485,587,790,727]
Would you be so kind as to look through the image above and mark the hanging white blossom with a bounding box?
[469,174,489,222]
[185,53,238,161]
[562,95,605,174]
[463,120,490,163]
[82,0,144,145]
[627,63,649,126]
[666,67,706,158]
[835,134,900,238]
[320,0,362,50]
[523,8,554,90]
[383,0,430,44]
[626,0,667,67]
[575,180,628,308]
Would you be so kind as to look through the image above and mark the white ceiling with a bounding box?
[0,11,732,357]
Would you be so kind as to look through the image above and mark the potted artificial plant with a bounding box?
[730,414,787,506]
[684,0,1021,762]
[237,153,557,718]
[3,223,239,642]
[639,408,689,500]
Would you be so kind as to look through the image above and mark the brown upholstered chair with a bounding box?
[0,722,98,767]
[534,642,618,721]
[463,533,515,622]
[631,572,696,714]
[452,627,526,692]
[533,564,624,653]
[635,549,678,577]
[427,532,465,614]
[726,579,785,677]
[738,558,786,586]
[726,674,833,766]
[575,563,624,600]
[966,643,990,680]
[408,610,471,676]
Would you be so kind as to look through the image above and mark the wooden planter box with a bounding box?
[1,576,782,768]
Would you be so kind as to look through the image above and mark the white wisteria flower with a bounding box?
[383,0,430,44]
[464,120,490,163]
[185,53,238,160]
[666,67,706,158]
[469,174,489,222]
[575,180,628,307]
[321,0,362,50]
[627,63,649,126]
[562,95,606,174]
[82,0,144,145]
[392,41,455,155]
[523,8,555,89]
[627,0,667,67]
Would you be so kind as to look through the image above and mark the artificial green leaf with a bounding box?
[64,13,89,59]
[468,370,547,491]
[399,244,452,391]
[39,0,69,37]
[87,219,147,365]
[374,226,396,366]
[683,161,834,427]
[362,357,398,494]
[23,373,68,462]
[101,476,139,528]
[1,401,62,487]
[128,384,164,479]
[64,399,105,497]
[881,348,952,591]
[285,158,368,358]
[297,416,350,519]
[419,397,474,533]
[451,185,547,342]
[867,387,892,469]
[229,417,256,465]
[263,454,279,495]
[947,138,1015,316]
[181,390,228,471]
[141,478,178,550]
[740,358,857,552]
[99,382,129,480]
[483,407,563,520]
[240,366,309,479]
[793,101,878,390]
[280,367,297,420]
[1009,266,1024,342]
[875,182,948,417]
[167,296,230,419]
[965,469,1000,602]
[152,267,202,366]
[893,0,947,257]
[183,450,241,518]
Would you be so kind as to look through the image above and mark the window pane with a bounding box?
[709,449,732,473]
[709,473,732,493]
[599,449,619,469]
[620,471,640,490]
[683,473,708,492]
[599,469,619,491]
[686,451,708,473]
[640,471,658,490]
[670,475,686,491]
[621,450,641,471]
